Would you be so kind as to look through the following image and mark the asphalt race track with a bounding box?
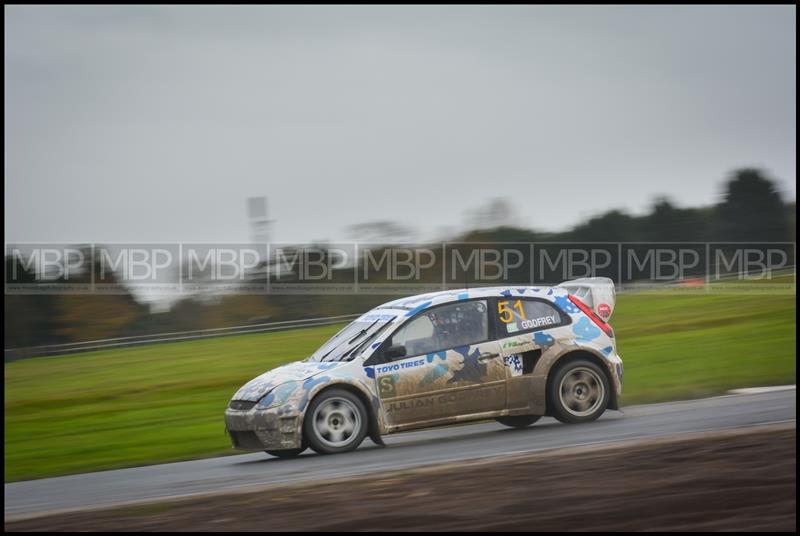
[5,389,796,519]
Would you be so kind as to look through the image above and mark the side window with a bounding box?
[496,298,563,336]
[392,315,435,350]
[389,300,489,358]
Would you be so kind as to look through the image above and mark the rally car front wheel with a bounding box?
[549,358,610,424]
[304,389,368,454]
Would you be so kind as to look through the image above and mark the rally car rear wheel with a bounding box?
[549,359,610,423]
[305,389,368,454]
[496,415,541,428]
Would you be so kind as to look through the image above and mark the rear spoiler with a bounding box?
[557,277,616,321]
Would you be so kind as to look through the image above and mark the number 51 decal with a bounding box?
[497,299,526,323]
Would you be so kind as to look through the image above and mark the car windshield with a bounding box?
[308,315,395,362]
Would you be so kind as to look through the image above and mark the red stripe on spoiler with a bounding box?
[568,294,614,338]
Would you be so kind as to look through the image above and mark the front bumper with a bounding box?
[224,406,303,451]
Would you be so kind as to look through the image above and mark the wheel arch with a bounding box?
[544,349,618,414]
[300,381,384,446]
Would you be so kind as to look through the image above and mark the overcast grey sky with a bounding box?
[5,5,796,244]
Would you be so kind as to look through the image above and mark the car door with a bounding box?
[371,299,506,430]
[494,296,571,412]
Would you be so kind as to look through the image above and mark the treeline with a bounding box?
[4,168,795,348]
[461,168,794,244]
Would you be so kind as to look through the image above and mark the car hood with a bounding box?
[232,360,346,402]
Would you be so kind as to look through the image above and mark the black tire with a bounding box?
[265,448,305,458]
[304,388,368,454]
[548,358,610,424]
[496,415,542,428]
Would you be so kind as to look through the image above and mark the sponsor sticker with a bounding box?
[504,354,523,376]
[519,315,557,329]
[374,359,425,375]
[378,374,398,397]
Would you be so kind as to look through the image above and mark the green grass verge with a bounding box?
[5,290,796,482]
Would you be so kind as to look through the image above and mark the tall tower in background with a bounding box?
[247,196,274,245]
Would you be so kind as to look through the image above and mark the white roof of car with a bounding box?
[377,285,566,315]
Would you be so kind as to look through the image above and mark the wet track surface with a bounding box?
[5,389,796,519]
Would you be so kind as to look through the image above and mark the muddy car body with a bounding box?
[225,278,623,456]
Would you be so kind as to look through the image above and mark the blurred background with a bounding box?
[4,4,796,497]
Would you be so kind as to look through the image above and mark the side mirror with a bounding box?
[384,344,407,360]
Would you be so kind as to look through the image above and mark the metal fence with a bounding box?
[4,313,359,362]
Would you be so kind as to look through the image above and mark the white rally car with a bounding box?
[225,278,623,457]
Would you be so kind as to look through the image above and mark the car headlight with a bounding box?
[257,381,300,409]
